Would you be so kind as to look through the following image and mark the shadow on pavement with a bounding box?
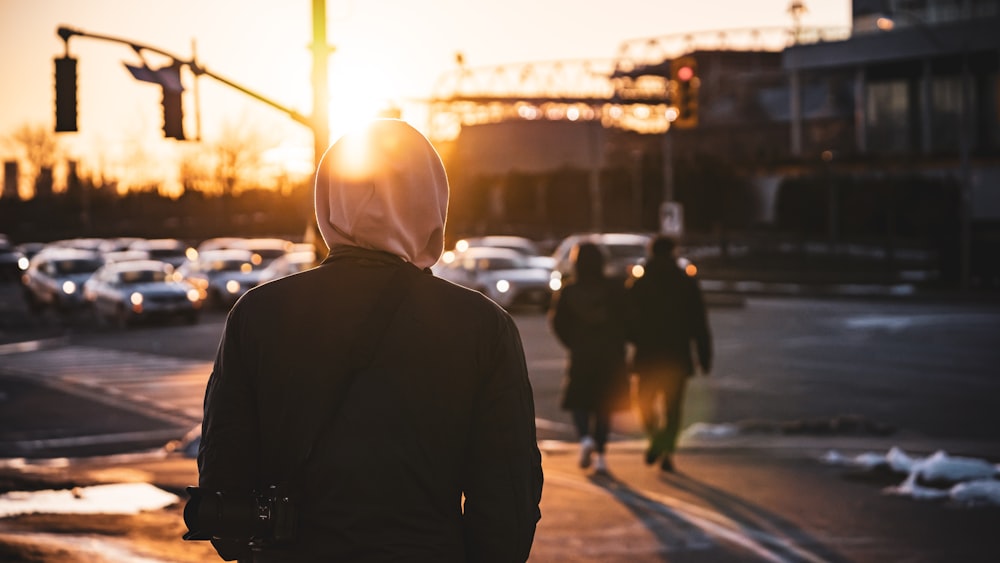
[658,470,852,563]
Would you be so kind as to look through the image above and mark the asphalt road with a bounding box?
[2,282,1000,561]
[3,282,1000,456]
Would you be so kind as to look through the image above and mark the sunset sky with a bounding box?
[0,0,850,191]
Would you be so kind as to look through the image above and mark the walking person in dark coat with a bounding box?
[195,119,543,562]
[549,242,630,474]
[626,235,712,472]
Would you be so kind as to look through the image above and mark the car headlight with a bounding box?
[17,257,29,271]
[187,288,201,303]
[62,280,76,295]
[631,264,645,279]
[495,279,510,293]
[130,291,144,313]
[226,280,241,294]
[549,278,562,291]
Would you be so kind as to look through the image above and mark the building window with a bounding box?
[867,80,910,153]
[930,76,963,152]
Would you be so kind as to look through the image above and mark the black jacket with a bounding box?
[549,278,629,412]
[626,258,712,377]
[198,246,543,561]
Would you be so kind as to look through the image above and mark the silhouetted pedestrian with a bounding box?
[626,235,712,472]
[550,242,630,474]
[193,119,543,561]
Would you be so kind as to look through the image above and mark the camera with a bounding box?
[183,484,296,546]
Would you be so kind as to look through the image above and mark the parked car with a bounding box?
[229,237,295,267]
[15,241,47,261]
[0,238,29,282]
[102,249,151,264]
[551,232,653,284]
[433,246,557,311]
[175,248,265,309]
[447,235,555,270]
[256,249,317,284]
[21,247,105,313]
[551,232,697,285]
[83,259,202,327]
[129,238,196,268]
[46,237,109,253]
[195,236,246,255]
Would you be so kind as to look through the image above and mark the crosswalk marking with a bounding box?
[2,345,212,425]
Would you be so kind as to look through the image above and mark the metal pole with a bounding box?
[959,54,972,291]
[56,25,313,128]
[661,127,673,202]
[191,39,202,142]
[309,0,332,255]
[311,0,331,161]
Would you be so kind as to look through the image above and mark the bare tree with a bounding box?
[3,123,62,193]
[178,148,216,195]
[213,117,267,196]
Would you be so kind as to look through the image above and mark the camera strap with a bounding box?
[297,261,422,471]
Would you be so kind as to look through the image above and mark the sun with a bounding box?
[327,53,402,142]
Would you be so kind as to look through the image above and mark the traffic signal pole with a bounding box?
[57,2,334,250]
[309,0,332,255]
[56,26,314,131]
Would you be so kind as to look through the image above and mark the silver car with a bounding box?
[83,259,202,327]
[21,247,105,313]
[433,246,557,311]
[550,232,653,284]
[175,248,265,309]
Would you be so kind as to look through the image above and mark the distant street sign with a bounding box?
[660,201,684,237]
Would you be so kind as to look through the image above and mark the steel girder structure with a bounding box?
[426,27,850,142]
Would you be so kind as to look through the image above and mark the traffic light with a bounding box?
[54,57,78,132]
[162,87,185,140]
[159,63,185,140]
[126,61,186,139]
[670,56,699,128]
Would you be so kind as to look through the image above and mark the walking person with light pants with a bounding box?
[626,235,712,472]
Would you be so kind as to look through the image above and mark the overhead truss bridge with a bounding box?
[425,26,849,140]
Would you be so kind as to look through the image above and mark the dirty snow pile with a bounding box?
[0,482,179,517]
[822,447,1000,507]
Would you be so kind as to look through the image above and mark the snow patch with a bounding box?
[0,482,179,517]
[822,447,1000,507]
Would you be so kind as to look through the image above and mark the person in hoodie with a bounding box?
[549,242,630,474]
[626,235,712,473]
[196,119,543,562]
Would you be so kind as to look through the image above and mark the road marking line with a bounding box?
[0,338,66,356]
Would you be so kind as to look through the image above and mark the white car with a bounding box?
[433,246,557,311]
[445,235,555,270]
[229,237,295,267]
[175,248,266,309]
[551,232,653,284]
[551,232,697,285]
[129,238,196,268]
[83,259,202,327]
[21,247,105,313]
[256,249,317,284]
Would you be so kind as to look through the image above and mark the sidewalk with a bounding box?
[2,431,999,562]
